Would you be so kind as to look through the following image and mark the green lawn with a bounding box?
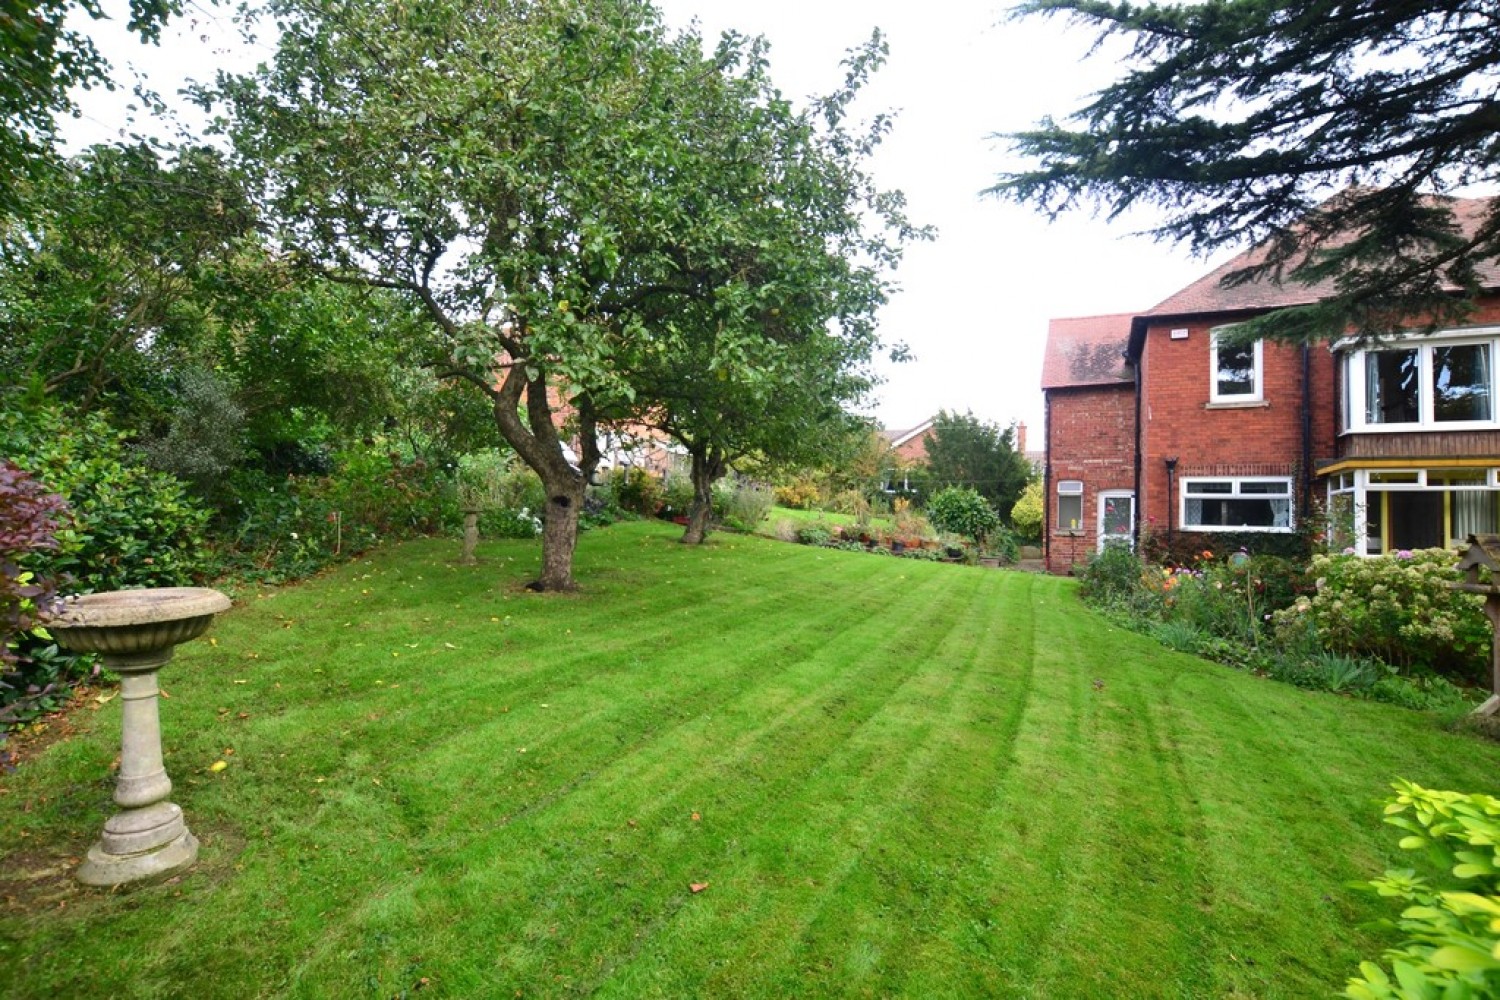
[2,520,1497,998]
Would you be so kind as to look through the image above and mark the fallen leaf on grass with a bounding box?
[94,692,115,705]
[208,761,228,773]
[690,882,709,894]
[691,812,700,822]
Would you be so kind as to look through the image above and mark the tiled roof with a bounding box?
[881,419,935,448]
[1147,194,1500,319]
[1041,313,1136,390]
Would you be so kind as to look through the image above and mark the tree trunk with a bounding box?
[479,358,601,592]
[535,473,584,590]
[681,448,725,545]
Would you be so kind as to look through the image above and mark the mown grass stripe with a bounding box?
[4,524,1500,999]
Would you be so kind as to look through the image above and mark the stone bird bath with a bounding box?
[46,587,231,886]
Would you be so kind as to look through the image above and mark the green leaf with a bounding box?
[1429,945,1497,974]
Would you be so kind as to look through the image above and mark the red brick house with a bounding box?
[1041,314,1138,572]
[883,418,934,466]
[1042,195,1500,573]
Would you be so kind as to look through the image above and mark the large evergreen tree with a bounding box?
[921,410,1031,522]
[992,1,1500,343]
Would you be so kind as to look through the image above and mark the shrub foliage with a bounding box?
[1074,542,1482,711]
[1346,781,1500,1000]
[1273,550,1489,682]
[1,403,211,594]
[925,486,999,544]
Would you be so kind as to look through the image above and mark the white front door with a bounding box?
[1098,491,1135,551]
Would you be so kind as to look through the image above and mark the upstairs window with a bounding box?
[1181,478,1293,532]
[1365,348,1419,424]
[1344,333,1497,431]
[1433,343,1492,422]
[1210,329,1262,403]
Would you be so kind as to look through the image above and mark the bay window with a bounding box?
[1342,331,1498,431]
[1327,466,1500,556]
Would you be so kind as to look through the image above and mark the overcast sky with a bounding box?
[70,1,1237,441]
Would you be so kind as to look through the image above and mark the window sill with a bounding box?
[1182,526,1295,534]
[1204,399,1269,410]
[1341,423,1500,434]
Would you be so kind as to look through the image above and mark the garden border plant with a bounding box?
[1076,543,1485,714]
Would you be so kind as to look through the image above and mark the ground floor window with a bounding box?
[1326,466,1500,555]
[1057,480,1083,532]
[1098,491,1135,550]
[1181,477,1293,531]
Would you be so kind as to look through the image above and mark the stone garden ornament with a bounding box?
[46,587,232,886]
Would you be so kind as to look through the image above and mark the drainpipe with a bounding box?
[1132,358,1143,551]
[1165,456,1178,548]
[1043,393,1053,571]
[1301,343,1314,520]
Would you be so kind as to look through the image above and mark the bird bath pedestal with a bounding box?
[46,587,231,886]
[460,507,481,566]
[1451,535,1500,717]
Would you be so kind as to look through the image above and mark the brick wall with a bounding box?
[891,434,929,466]
[1045,383,1135,573]
[1138,321,1338,542]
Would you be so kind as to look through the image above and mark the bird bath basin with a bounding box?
[46,587,231,886]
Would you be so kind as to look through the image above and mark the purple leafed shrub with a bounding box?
[0,460,66,664]
[1,461,75,737]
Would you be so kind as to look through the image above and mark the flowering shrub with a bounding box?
[1078,544,1159,612]
[1271,550,1488,681]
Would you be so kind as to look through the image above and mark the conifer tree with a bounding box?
[993,1,1500,342]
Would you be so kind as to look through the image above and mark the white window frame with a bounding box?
[1210,328,1264,403]
[1097,490,1135,551]
[1180,476,1294,533]
[1340,327,1500,433]
[1057,480,1084,533]
[1327,466,1500,556]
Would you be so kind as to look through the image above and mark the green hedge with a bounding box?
[1,403,212,594]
